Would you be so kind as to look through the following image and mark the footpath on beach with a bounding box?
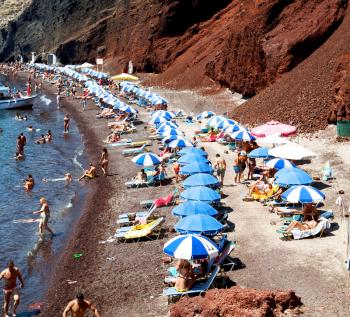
[25,63,350,316]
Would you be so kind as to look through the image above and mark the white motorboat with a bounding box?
[0,85,37,110]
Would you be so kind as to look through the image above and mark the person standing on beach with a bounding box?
[57,93,61,109]
[0,260,24,317]
[64,114,70,134]
[32,197,54,236]
[100,148,109,176]
[63,292,100,317]
[214,154,226,186]
[82,97,87,111]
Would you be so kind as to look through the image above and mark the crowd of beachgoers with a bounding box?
[0,61,342,316]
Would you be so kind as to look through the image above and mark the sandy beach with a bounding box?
[30,78,350,317]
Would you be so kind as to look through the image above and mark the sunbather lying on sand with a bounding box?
[104,132,121,144]
[96,108,115,118]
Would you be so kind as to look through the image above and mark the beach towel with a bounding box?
[291,218,331,240]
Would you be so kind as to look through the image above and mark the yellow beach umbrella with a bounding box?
[111,73,139,81]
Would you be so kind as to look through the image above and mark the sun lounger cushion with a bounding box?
[291,218,331,240]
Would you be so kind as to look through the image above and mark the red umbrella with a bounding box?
[251,121,296,137]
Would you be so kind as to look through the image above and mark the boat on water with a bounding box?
[0,85,37,110]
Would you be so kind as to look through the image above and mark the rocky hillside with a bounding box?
[0,0,31,28]
[0,1,347,95]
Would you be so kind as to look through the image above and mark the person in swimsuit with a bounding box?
[100,148,109,176]
[45,130,52,142]
[172,161,180,183]
[16,136,24,156]
[36,134,46,144]
[65,173,73,183]
[174,260,195,292]
[64,114,70,134]
[0,260,24,317]
[79,163,97,181]
[214,154,226,186]
[24,174,34,191]
[33,197,54,236]
[63,292,100,317]
[285,205,319,233]
[233,155,242,183]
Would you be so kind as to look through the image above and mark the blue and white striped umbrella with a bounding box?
[281,185,325,203]
[168,138,193,148]
[224,124,245,134]
[132,153,161,167]
[163,234,219,259]
[152,110,175,119]
[214,119,237,130]
[160,128,183,136]
[149,116,169,125]
[162,135,181,144]
[207,116,226,128]
[156,122,179,132]
[230,130,256,141]
[196,111,216,120]
[265,158,295,170]
[120,105,137,114]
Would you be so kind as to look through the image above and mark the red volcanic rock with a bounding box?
[328,53,350,123]
[170,287,302,317]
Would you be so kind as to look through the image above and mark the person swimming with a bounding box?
[27,126,35,132]
[24,174,35,191]
[36,134,46,144]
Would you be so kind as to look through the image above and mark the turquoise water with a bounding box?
[0,76,88,312]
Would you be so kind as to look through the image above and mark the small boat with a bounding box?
[0,85,37,110]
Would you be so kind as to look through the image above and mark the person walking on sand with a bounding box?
[214,154,226,186]
[0,260,24,317]
[82,97,87,111]
[64,114,70,134]
[32,197,54,236]
[57,93,61,109]
[63,292,100,317]
[100,148,109,176]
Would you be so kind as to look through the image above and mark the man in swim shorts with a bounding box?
[214,154,226,186]
[63,292,100,317]
[0,261,24,317]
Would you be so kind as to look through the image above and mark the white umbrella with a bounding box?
[256,134,290,147]
[268,143,317,160]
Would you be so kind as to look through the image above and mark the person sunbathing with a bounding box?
[105,132,121,144]
[136,169,147,182]
[174,260,195,292]
[285,206,318,233]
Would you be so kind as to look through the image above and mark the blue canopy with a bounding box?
[180,186,221,203]
[178,154,209,165]
[248,147,272,158]
[174,214,224,235]
[275,167,313,187]
[172,201,218,217]
[183,173,220,188]
[178,147,208,157]
[180,162,214,175]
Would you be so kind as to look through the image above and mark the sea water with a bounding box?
[0,75,88,312]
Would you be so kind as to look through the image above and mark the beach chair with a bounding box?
[290,218,331,240]
[106,139,133,148]
[162,265,221,299]
[117,204,157,226]
[125,141,150,148]
[115,217,164,242]
[122,144,147,156]
[140,188,179,208]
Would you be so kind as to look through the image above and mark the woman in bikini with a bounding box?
[285,205,318,233]
[174,260,195,292]
[100,148,109,176]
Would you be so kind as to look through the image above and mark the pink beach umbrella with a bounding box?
[251,121,296,137]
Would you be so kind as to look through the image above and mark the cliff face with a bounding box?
[0,0,347,97]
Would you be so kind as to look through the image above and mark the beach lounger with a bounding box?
[122,144,147,156]
[115,217,164,242]
[117,204,157,226]
[125,141,150,148]
[106,139,133,147]
[140,188,179,208]
[163,265,220,298]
